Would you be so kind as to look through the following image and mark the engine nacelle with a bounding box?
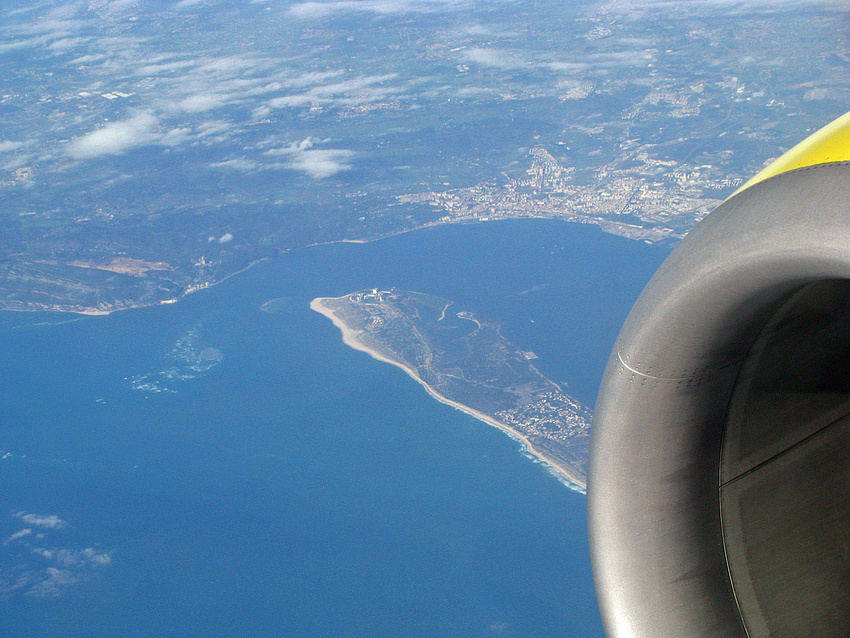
[588,113,850,638]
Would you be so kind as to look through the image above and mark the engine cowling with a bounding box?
[588,113,850,638]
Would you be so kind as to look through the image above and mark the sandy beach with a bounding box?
[311,296,587,492]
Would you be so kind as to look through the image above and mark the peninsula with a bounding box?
[311,289,591,491]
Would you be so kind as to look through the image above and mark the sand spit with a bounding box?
[311,296,587,492]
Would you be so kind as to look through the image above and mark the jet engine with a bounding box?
[588,112,850,638]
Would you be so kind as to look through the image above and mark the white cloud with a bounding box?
[252,105,272,119]
[289,1,357,18]
[0,141,24,153]
[586,51,654,68]
[268,95,317,108]
[210,158,259,171]
[26,568,77,598]
[178,93,230,113]
[198,56,254,75]
[286,70,345,87]
[3,513,112,600]
[263,137,355,178]
[70,53,107,64]
[219,233,233,243]
[160,127,192,146]
[67,112,159,159]
[455,87,493,97]
[6,529,31,543]
[601,0,834,16]
[546,62,590,73]
[3,4,91,52]
[47,37,90,52]
[197,120,233,137]
[462,47,524,69]
[285,149,354,178]
[105,0,140,11]
[245,81,284,96]
[308,74,397,96]
[135,60,195,76]
[44,4,82,21]
[288,0,462,18]
[16,513,67,529]
[458,24,516,38]
[0,36,51,54]
[462,24,491,35]
[87,551,112,566]
[2,5,39,17]
[264,139,307,156]
[264,74,398,111]
[2,154,33,170]
[136,54,286,120]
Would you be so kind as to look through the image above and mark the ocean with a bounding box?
[0,219,668,637]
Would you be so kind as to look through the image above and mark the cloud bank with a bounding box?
[15,512,67,529]
[265,137,355,178]
[288,0,463,19]
[66,113,159,159]
[461,48,524,69]
[2,512,112,600]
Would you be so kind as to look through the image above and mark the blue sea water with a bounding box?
[0,220,668,637]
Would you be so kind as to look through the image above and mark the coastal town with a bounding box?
[395,142,736,244]
[495,390,591,478]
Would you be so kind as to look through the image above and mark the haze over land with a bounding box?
[0,0,846,312]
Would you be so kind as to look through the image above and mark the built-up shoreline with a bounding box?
[310,296,587,493]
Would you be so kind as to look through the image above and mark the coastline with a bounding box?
[310,295,587,493]
[1,216,669,317]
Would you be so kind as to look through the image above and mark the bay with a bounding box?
[0,219,668,637]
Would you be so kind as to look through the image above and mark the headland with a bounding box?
[311,290,590,491]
